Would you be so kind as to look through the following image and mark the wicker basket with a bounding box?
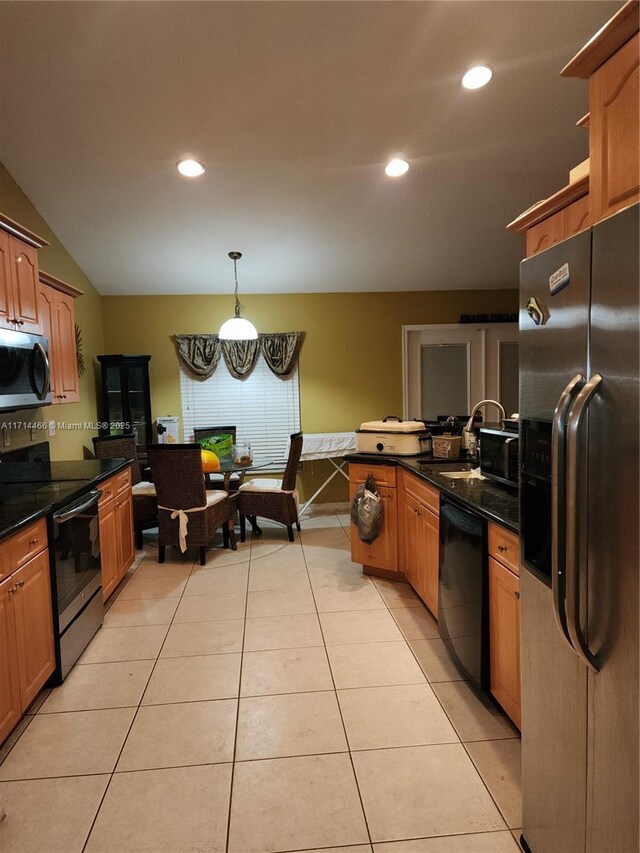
[432,435,462,460]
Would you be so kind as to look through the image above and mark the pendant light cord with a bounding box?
[232,255,242,318]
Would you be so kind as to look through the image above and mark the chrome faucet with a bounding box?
[462,399,506,457]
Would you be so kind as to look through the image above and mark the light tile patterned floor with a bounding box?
[0,512,523,853]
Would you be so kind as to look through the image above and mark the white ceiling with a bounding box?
[0,1,621,295]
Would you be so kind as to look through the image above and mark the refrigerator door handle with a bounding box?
[551,373,584,652]
[565,373,602,673]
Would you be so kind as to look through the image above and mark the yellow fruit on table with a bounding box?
[201,449,221,472]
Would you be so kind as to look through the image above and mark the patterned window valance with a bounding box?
[175,332,303,380]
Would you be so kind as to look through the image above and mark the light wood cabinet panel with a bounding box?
[0,575,21,745]
[99,497,120,602]
[403,489,439,618]
[0,230,14,328]
[38,282,79,404]
[116,490,135,579]
[38,285,59,399]
[348,463,397,488]
[100,476,135,602]
[349,483,398,572]
[489,556,521,729]
[12,550,55,710]
[0,231,43,333]
[55,291,79,402]
[8,518,47,570]
[11,241,41,334]
[589,34,640,223]
[402,471,439,515]
[488,522,520,576]
[525,209,565,257]
[563,194,591,238]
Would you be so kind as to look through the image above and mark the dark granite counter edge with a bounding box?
[344,452,519,535]
[0,458,134,544]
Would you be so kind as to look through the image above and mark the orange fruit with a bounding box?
[201,449,221,472]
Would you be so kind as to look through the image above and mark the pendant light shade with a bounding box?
[219,316,258,340]
[218,251,258,340]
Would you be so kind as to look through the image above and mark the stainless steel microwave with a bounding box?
[479,427,518,488]
[0,329,51,411]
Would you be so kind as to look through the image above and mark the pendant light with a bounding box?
[218,251,258,340]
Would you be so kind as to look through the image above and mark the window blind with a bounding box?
[179,359,301,466]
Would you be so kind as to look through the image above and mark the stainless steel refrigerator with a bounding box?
[519,202,639,853]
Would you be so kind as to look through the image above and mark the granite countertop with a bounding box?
[0,458,133,542]
[344,452,519,534]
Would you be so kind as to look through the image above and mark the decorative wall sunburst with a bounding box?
[75,322,85,377]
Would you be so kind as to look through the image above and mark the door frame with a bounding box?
[402,323,518,419]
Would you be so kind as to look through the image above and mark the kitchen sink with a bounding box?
[439,468,486,480]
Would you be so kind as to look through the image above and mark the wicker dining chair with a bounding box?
[92,433,157,550]
[147,444,237,565]
[193,425,243,490]
[238,432,303,543]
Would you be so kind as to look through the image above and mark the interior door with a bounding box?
[405,324,518,421]
[405,326,483,420]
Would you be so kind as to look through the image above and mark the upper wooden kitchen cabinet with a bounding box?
[584,33,639,223]
[349,463,399,574]
[38,271,82,404]
[509,1,639,249]
[0,215,49,334]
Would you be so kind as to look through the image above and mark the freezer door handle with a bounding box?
[565,373,602,672]
[551,373,583,653]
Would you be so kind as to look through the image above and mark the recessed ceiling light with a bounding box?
[385,158,410,178]
[176,159,205,177]
[462,65,493,90]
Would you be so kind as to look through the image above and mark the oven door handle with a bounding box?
[53,490,100,524]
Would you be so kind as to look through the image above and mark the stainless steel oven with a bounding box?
[51,489,103,679]
[0,328,51,411]
[479,427,519,488]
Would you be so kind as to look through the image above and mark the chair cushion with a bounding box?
[132,482,157,497]
[205,491,228,506]
[239,478,284,493]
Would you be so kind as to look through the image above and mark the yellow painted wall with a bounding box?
[0,163,104,459]
[102,290,518,501]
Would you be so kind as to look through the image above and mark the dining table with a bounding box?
[211,456,274,539]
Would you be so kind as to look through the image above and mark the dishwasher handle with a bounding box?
[440,498,484,539]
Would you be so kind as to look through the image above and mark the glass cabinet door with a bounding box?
[98,356,151,446]
[104,365,125,434]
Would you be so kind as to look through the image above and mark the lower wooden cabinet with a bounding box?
[403,490,439,617]
[349,482,398,573]
[0,574,21,745]
[489,555,521,729]
[100,472,135,602]
[0,548,55,744]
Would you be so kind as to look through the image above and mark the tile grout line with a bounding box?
[299,514,375,850]
[80,546,199,853]
[381,580,519,834]
[224,526,255,853]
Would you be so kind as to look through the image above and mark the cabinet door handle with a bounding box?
[17,319,24,326]
[514,590,520,599]
[9,585,17,594]
[29,537,38,545]
[497,544,507,552]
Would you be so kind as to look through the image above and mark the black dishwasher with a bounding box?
[438,495,488,690]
